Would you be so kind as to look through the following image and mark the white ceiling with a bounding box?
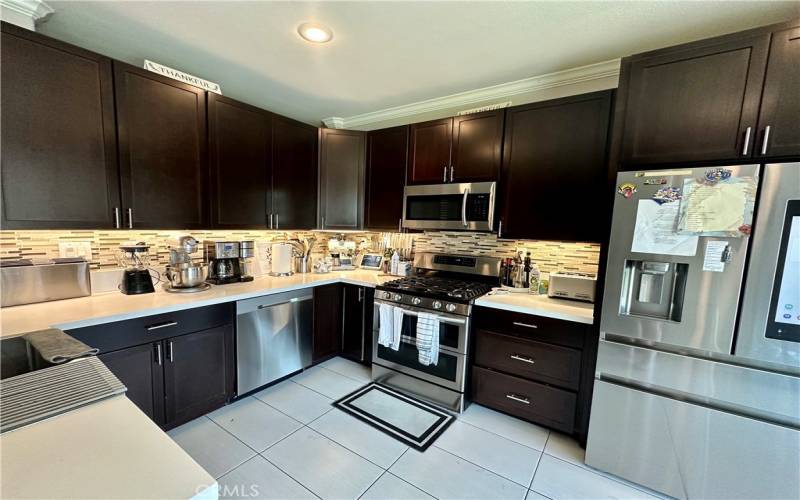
[39,1,800,126]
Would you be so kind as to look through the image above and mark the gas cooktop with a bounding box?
[378,276,493,303]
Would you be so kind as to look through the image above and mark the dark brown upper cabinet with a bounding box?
[618,32,770,166]
[114,62,209,229]
[318,128,366,230]
[408,118,453,184]
[451,110,504,182]
[208,94,271,229]
[271,114,318,230]
[365,126,408,231]
[0,23,120,229]
[499,91,613,242]
[755,25,800,158]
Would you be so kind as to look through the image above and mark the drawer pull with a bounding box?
[146,321,178,331]
[513,321,538,329]
[506,393,530,405]
[510,354,535,364]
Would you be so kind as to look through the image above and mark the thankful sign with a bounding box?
[143,60,222,94]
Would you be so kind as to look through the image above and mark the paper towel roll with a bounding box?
[271,243,294,275]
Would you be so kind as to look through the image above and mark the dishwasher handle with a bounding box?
[237,290,314,315]
[256,295,312,309]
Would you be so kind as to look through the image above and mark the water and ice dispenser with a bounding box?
[620,260,688,322]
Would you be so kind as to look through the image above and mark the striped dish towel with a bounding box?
[416,312,440,366]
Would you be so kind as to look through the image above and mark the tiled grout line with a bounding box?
[382,470,440,500]
[545,455,663,499]
[224,453,322,500]
[430,443,533,489]
[529,432,552,488]
[528,450,545,491]
[456,417,550,453]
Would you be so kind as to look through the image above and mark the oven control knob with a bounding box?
[432,301,442,309]
[411,297,422,305]
[446,303,457,312]
[393,294,403,302]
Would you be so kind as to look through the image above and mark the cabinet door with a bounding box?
[208,94,271,228]
[408,118,452,184]
[163,325,234,428]
[272,115,318,229]
[500,91,612,242]
[313,284,343,363]
[99,343,164,425]
[451,110,504,182]
[341,285,366,362]
[365,126,408,231]
[0,24,119,229]
[318,128,366,230]
[756,25,800,158]
[620,33,770,165]
[114,62,209,229]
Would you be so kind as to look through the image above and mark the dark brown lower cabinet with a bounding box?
[313,284,343,363]
[470,306,597,443]
[99,343,163,423]
[163,325,234,428]
[341,285,374,363]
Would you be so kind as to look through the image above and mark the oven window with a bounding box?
[401,315,460,350]
[405,195,463,221]
[376,342,460,382]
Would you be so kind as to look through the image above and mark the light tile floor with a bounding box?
[168,357,668,500]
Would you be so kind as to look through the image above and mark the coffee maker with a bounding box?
[204,241,254,284]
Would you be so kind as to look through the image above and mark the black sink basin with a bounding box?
[0,336,54,380]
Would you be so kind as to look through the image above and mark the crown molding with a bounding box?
[0,0,53,27]
[323,58,620,130]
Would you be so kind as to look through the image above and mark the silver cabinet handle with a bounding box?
[761,125,771,155]
[498,220,503,239]
[127,208,133,229]
[155,343,162,365]
[275,213,279,229]
[146,321,177,331]
[443,166,448,183]
[510,354,535,364]
[742,126,752,156]
[269,213,274,229]
[358,287,364,302]
[398,218,402,232]
[513,321,538,329]
[113,207,121,228]
[167,341,174,362]
[449,165,454,183]
[321,216,325,230]
[506,394,530,405]
[461,187,469,227]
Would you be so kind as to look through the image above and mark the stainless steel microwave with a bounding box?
[402,182,495,231]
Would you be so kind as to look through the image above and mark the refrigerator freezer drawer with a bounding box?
[586,380,800,500]
[597,339,800,426]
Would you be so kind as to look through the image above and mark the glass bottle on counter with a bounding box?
[529,262,540,295]
[538,272,550,296]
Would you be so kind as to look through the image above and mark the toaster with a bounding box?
[548,271,597,302]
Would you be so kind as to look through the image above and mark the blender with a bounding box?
[117,243,156,295]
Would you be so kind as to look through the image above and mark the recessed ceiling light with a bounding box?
[297,22,333,44]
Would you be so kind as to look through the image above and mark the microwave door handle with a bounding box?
[461,187,469,227]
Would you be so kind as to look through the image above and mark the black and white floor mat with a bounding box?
[333,383,455,451]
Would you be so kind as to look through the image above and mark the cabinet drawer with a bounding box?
[67,303,233,353]
[473,306,588,349]
[475,330,581,390]
[472,366,576,433]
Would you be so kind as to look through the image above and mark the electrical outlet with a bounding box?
[58,241,93,260]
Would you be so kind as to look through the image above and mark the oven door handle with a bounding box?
[461,187,469,227]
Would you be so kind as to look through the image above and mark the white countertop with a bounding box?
[0,270,395,338]
[0,395,217,500]
[474,292,595,324]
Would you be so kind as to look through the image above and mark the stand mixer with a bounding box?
[164,235,209,292]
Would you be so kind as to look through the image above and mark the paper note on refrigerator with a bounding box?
[702,240,729,272]
[631,200,699,256]
[677,176,757,235]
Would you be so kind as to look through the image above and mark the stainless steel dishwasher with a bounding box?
[236,289,313,395]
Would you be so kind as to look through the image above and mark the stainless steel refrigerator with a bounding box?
[586,163,800,499]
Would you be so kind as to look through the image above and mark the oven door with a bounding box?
[403,182,495,231]
[371,301,469,392]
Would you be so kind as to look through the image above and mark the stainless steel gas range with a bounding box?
[371,253,501,412]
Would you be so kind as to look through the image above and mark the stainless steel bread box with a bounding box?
[1,260,91,307]
[548,271,597,302]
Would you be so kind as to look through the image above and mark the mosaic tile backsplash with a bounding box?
[0,230,600,275]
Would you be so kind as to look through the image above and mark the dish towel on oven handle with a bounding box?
[378,303,402,351]
[415,311,440,366]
